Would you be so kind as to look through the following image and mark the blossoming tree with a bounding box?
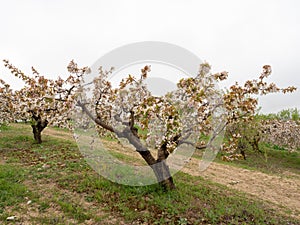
[262,119,300,152]
[0,78,15,125]
[2,60,89,143]
[68,62,296,189]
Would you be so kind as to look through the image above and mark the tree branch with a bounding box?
[77,101,115,133]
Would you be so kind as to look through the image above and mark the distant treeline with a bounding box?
[258,108,300,121]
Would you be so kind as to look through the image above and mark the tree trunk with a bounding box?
[252,134,262,153]
[152,160,176,190]
[31,116,48,144]
[238,141,247,160]
[32,125,42,144]
[138,149,176,190]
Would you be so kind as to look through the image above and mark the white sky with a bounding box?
[1,0,300,113]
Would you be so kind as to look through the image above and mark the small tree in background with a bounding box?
[2,60,89,143]
[219,65,296,161]
[258,108,300,152]
[261,119,300,152]
[217,107,300,159]
[224,116,263,160]
[0,78,16,126]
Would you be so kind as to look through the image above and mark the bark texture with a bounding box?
[31,114,48,144]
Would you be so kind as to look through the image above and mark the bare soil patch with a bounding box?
[0,158,6,165]
[43,128,74,141]
[182,159,300,219]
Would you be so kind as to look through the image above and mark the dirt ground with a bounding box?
[182,159,300,219]
[43,128,300,219]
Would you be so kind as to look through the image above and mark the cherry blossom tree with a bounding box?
[69,62,296,189]
[225,106,300,159]
[2,60,89,143]
[221,65,296,161]
[261,119,300,152]
[224,117,263,160]
[259,108,300,152]
[0,78,15,125]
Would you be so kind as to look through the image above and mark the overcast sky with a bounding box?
[1,0,299,113]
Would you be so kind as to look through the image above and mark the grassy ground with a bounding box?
[0,123,299,224]
[192,141,300,176]
[215,144,300,176]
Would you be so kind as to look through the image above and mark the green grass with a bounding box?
[56,198,91,222]
[192,132,300,175]
[56,171,297,224]
[0,123,299,224]
[0,164,29,215]
[0,123,10,131]
[213,143,300,175]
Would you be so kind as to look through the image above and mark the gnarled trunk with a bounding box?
[31,115,48,144]
[152,160,175,190]
[139,150,175,190]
